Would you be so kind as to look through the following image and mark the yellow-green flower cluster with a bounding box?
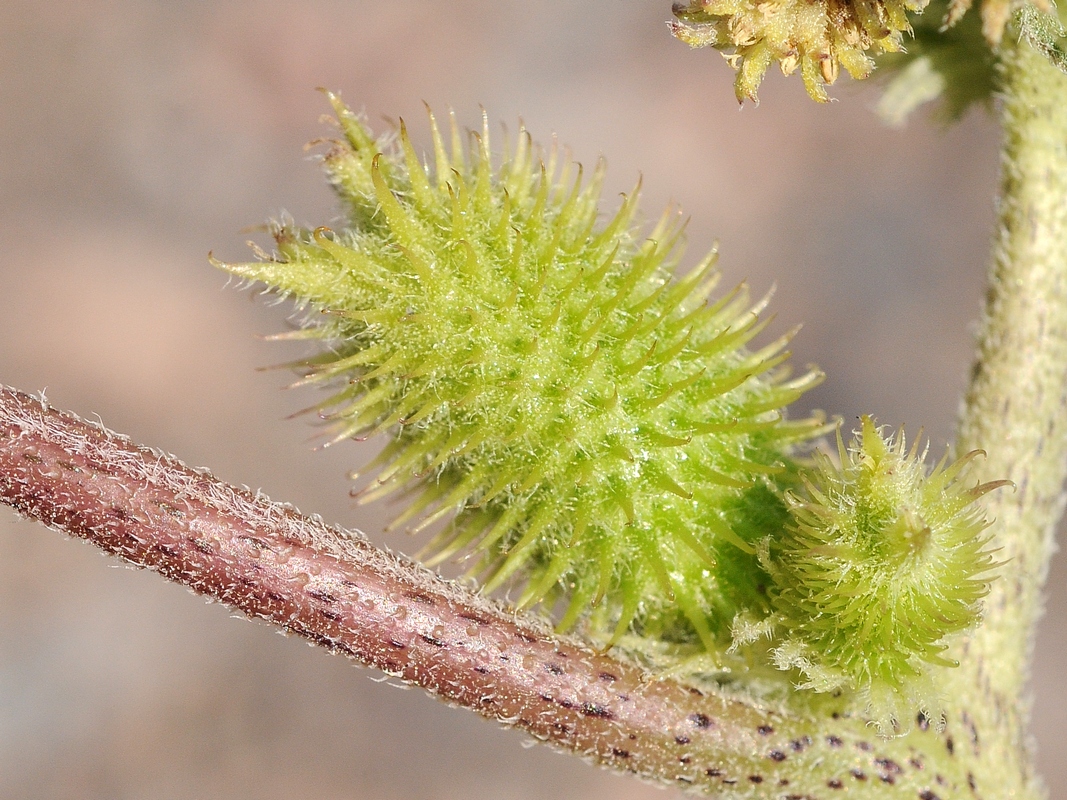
[672,0,930,102]
[673,0,1057,105]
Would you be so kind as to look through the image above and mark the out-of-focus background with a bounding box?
[1,2,1063,798]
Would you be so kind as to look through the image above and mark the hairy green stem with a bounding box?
[949,30,1067,800]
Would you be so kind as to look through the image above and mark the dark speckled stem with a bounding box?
[0,385,968,798]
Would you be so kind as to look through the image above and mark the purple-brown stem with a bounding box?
[0,385,969,798]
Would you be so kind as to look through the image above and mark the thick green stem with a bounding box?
[949,30,1067,800]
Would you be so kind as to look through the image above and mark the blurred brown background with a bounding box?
[1,2,1063,798]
